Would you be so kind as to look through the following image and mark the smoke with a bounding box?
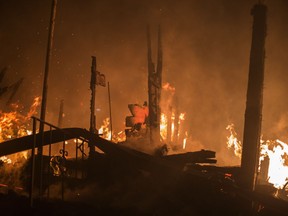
[0,0,288,166]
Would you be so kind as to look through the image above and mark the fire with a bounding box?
[260,139,288,188]
[160,111,187,147]
[160,113,168,141]
[179,112,185,121]
[98,117,126,143]
[183,131,188,149]
[226,123,288,189]
[98,117,111,140]
[162,82,176,92]
[0,97,41,191]
[0,96,40,162]
[226,123,242,158]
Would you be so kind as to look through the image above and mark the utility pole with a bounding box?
[38,0,57,155]
[147,25,162,146]
[89,56,106,155]
[241,2,267,193]
[89,56,97,155]
[38,0,57,198]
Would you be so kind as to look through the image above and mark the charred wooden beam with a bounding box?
[162,150,216,165]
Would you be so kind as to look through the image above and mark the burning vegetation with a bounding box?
[0,96,40,193]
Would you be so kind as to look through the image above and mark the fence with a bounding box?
[29,116,89,207]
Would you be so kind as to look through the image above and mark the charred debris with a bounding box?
[0,2,288,216]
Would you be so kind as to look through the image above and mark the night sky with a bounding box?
[0,0,288,165]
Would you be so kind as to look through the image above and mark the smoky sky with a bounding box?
[1,0,288,165]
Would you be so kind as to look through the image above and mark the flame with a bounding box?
[179,112,185,121]
[162,82,176,92]
[226,123,288,189]
[0,156,12,164]
[260,139,288,188]
[183,131,188,149]
[0,96,40,162]
[98,117,126,143]
[160,111,187,146]
[160,113,168,141]
[98,117,111,140]
[226,123,242,158]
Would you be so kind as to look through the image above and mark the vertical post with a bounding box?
[89,56,97,155]
[38,0,57,154]
[75,139,78,178]
[147,25,162,146]
[108,82,113,141]
[61,135,66,201]
[29,117,37,208]
[38,0,57,197]
[47,126,52,199]
[240,2,267,193]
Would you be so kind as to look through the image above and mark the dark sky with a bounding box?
[1,0,288,165]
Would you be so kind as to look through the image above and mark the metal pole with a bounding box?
[39,0,57,154]
[108,81,113,141]
[38,0,57,197]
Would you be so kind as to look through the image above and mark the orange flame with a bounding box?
[226,123,288,189]
[260,139,288,188]
[162,82,176,92]
[98,117,126,143]
[0,96,40,162]
[226,123,242,158]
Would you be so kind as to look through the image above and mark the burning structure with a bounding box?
[0,2,288,216]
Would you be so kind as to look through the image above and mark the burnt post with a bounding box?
[147,25,162,146]
[240,3,267,192]
[89,56,106,156]
[38,0,57,198]
[89,56,97,154]
[38,0,57,154]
